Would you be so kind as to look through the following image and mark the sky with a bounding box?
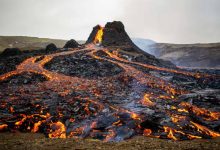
[0,0,220,43]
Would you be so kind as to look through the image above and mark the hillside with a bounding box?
[149,43,220,68]
[134,40,220,68]
[0,36,85,53]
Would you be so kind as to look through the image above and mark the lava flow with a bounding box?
[0,21,219,142]
[93,26,104,44]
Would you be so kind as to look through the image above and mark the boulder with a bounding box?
[45,43,57,52]
[63,39,79,48]
[1,48,22,57]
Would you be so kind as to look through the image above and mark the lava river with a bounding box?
[0,44,220,141]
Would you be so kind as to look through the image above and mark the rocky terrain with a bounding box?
[0,21,219,149]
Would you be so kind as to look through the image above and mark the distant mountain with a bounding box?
[132,38,156,54]
[0,36,85,53]
[132,38,220,68]
[148,43,220,68]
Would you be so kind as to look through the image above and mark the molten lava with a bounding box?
[0,42,219,141]
[94,26,104,44]
[32,121,42,133]
[191,121,220,138]
[140,94,155,107]
[48,121,66,138]
[163,126,178,141]
[143,129,152,136]
[0,124,8,131]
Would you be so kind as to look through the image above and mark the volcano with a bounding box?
[87,21,175,68]
[0,21,219,142]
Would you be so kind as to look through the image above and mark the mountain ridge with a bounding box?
[133,39,220,68]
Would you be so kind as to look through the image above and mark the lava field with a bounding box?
[0,21,219,142]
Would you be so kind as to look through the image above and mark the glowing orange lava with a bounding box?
[191,121,220,138]
[94,26,104,44]
[48,121,66,138]
[0,124,8,131]
[0,43,218,141]
[141,94,155,107]
[143,129,152,136]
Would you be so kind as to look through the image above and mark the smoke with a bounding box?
[0,0,219,43]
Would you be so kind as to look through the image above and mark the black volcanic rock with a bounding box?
[44,52,123,79]
[1,48,22,57]
[86,21,134,46]
[63,39,79,48]
[0,72,48,86]
[102,21,134,47]
[46,43,57,52]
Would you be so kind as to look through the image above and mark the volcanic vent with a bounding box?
[0,21,220,142]
[86,25,104,44]
[86,21,133,46]
[87,21,175,68]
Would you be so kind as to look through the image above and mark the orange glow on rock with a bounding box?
[130,112,141,120]
[104,129,116,142]
[48,121,66,138]
[141,94,155,107]
[32,121,42,133]
[143,129,152,136]
[94,26,104,44]
[0,124,8,131]
[163,126,178,141]
[191,121,220,138]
